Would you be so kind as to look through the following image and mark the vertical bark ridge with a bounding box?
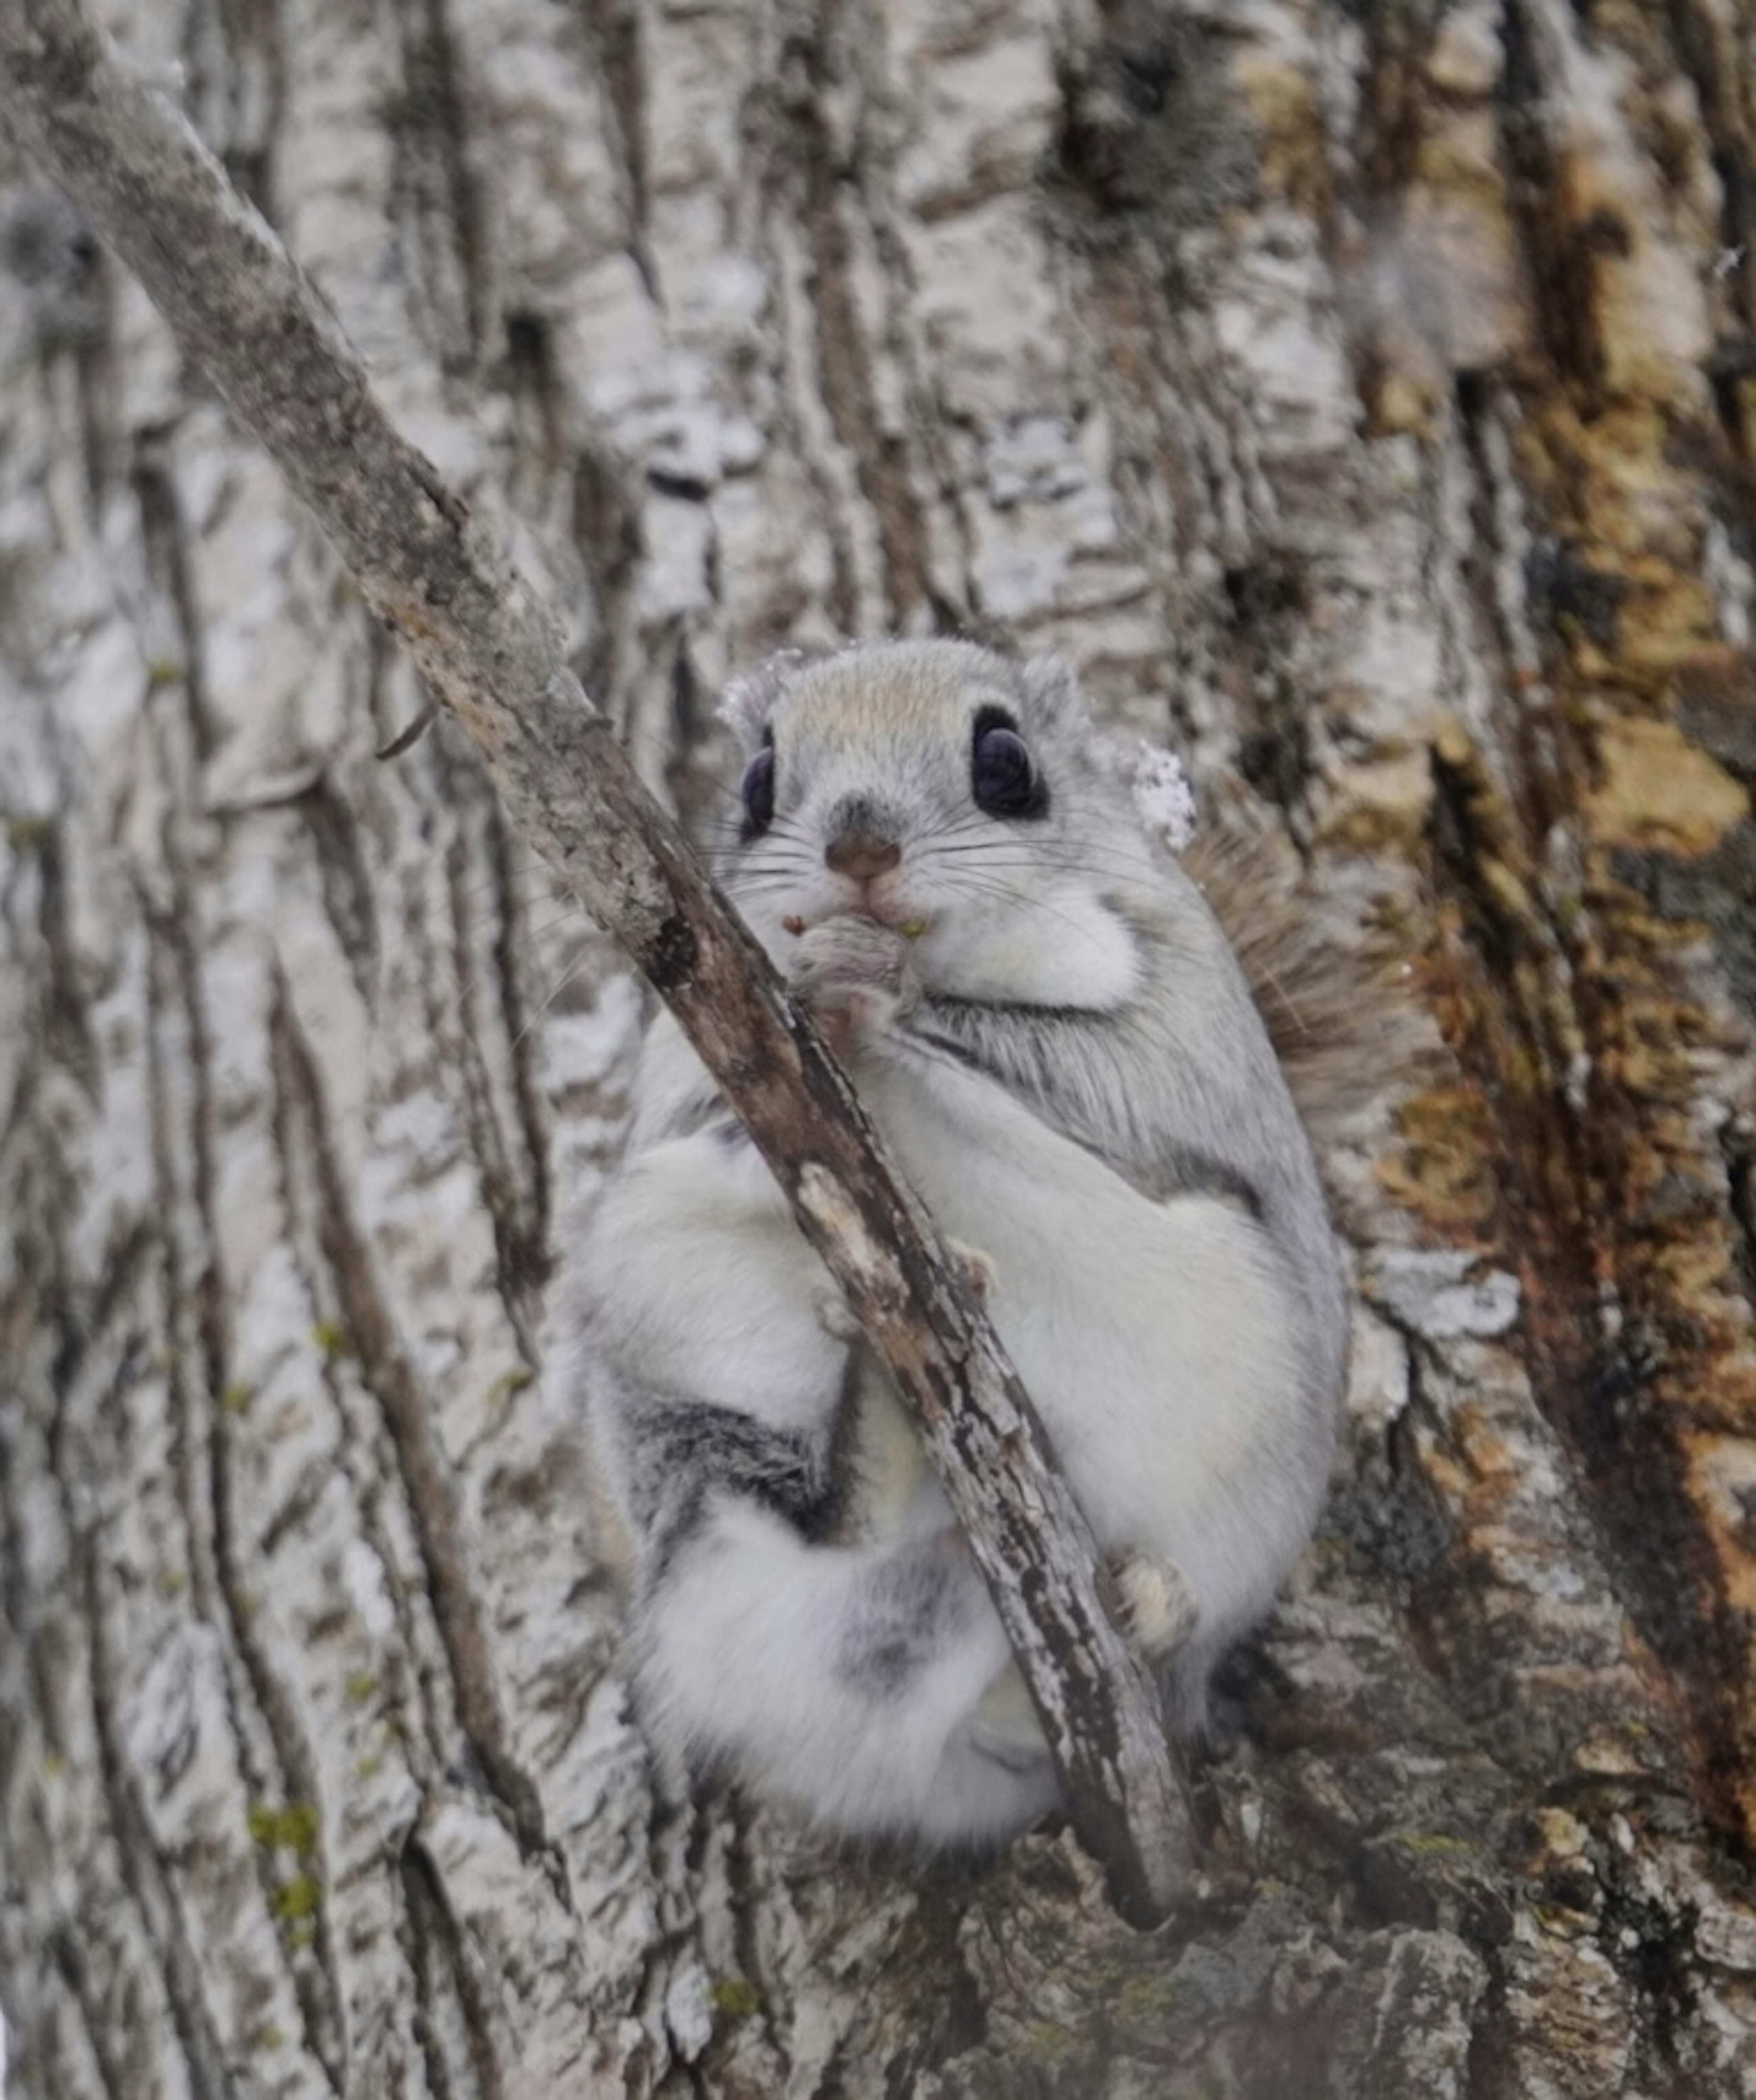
[292,775,384,1011]
[44,1931,127,2100]
[580,0,653,296]
[570,438,647,714]
[142,879,352,2083]
[184,0,289,218]
[77,1516,239,2100]
[796,4,934,630]
[129,431,221,764]
[399,1835,508,2100]
[265,972,551,1859]
[484,800,556,1316]
[388,0,491,373]
[441,822,546,1349]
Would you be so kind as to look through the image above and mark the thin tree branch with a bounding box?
[0,0,1192,1923]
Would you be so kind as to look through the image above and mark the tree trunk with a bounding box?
[5,0,1756,2093]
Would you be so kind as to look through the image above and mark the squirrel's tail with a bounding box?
[1184,805,1426,1147]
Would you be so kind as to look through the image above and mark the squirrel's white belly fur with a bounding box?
[562,640,1347,1855]
[860,1041,1312,1628]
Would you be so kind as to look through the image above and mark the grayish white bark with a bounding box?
[0,0,1191,1928]
[5,0,1756,2093]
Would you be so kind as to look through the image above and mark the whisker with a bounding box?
[442,854,557,901]
[949,849,1169,888]
[503,899,598,947]
[717,854,816,879]
[920,846,1154,885]
[724,831,814,856]
[616,724,746,805]
[943,876,1128,946]
[509,943,612,1056]
[911,807,996,844]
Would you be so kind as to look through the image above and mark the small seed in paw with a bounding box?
[782,915,808,936]
[899,917,928,939]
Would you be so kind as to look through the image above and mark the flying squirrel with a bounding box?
[558,638,1352,1850]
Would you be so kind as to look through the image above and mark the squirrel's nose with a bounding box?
[824,832,901,883]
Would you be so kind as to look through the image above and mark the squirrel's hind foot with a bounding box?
[1106,1547,1199,1660]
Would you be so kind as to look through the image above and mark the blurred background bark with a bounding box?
[5,0,1756,2092]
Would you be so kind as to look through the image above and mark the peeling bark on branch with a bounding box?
[0,0,1190,1924]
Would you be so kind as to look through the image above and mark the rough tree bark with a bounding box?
[4,0,1756,2095]
[0,0,1192,1930]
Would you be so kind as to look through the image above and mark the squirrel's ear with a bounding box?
[1016,654,1090,735]
[717,650,808,749]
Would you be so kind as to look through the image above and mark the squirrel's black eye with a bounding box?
[971,709,1047,819]
[739,745,776,838]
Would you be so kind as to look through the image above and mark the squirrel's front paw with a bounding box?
[946,1237,999,1302]
[1104,1548,1199,1660]
[789,914,911,999]
[789,915,915,1052]
[811,1288,862,1343]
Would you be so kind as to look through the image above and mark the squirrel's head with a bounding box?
[713,640,1158,1003]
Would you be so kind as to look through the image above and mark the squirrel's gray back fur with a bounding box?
[558,639,1349,1851]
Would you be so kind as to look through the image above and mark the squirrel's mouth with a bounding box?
[823,869,917,930]
[846,896,922,932]
[779,901,930,938]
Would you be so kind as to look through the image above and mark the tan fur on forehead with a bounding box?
[776,639,1012,741]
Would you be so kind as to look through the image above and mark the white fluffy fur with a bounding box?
[563,640,1346,1851]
